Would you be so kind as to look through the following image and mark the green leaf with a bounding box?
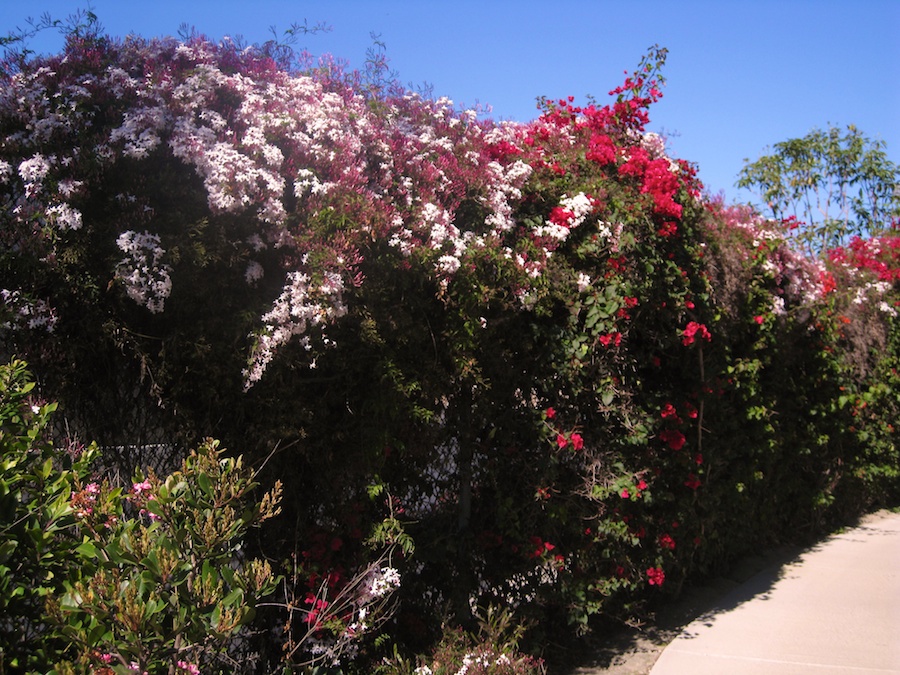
[196,471,212,495]
[0,539,18,563]
[142,549,161,578]
[75,540,99,560]
[240,606,256,626]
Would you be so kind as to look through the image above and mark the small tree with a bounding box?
[0,359,284,674]
[737,125,900,253]
[0,359,93,671]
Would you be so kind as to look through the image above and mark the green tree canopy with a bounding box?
[737,125,900,253]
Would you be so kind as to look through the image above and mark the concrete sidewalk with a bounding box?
[649,510,900,675]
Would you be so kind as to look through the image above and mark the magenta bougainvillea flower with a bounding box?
[646,567,665,586]
[681,321,712,346]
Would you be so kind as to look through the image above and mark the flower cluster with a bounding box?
[681,320,711,346]
[646,566,665,586]
[0,35,547,385]
[129,477,159,521]
[535,192,601,243]
[0,288,57,333]
[364,565,401,600]
[115,231,173,314]
[835,236,900,279]
[176,661,200,675]
[70,482,100,519]
[244,270,348,384]
[546,406,585,453]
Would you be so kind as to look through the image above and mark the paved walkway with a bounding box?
[649,510,900,675]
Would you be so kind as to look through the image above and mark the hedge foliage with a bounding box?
[0,23,897,672]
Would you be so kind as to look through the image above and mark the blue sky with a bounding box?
[2,0,897,204]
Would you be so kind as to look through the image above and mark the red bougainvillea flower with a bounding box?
[820,269,839,293]
[657,221,678,237]
[617,146,649,178]
[685,473,702,490]
[608,255,626,273]
[659,429,686,450]
[545,407,556,419]
[599,332,622,347]
[570,433,584,451]
[529,536,556,558]
[658,533,676,550]
[585,133,618,165]
[556,433,568,449]
[642,160,684,218]
[754,315,765,325]
[682,321,712,346]
[548,206,575,228]
[647,567,665,586]
[660,402,678,419]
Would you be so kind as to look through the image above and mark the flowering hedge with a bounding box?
[0,24,897,671]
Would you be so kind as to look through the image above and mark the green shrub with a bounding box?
[0,360,282,674]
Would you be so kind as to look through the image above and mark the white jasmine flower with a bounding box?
[878,301,897,316]
[245,261,264,285]
[115,231,173,313]
[436,255,460,275]
[46,203,83,230]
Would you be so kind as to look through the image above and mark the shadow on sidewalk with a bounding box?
[679,512,900,639]
[565,544,801,674]
[566,509,899,674]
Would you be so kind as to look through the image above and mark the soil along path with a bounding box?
[648,510,900,675]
